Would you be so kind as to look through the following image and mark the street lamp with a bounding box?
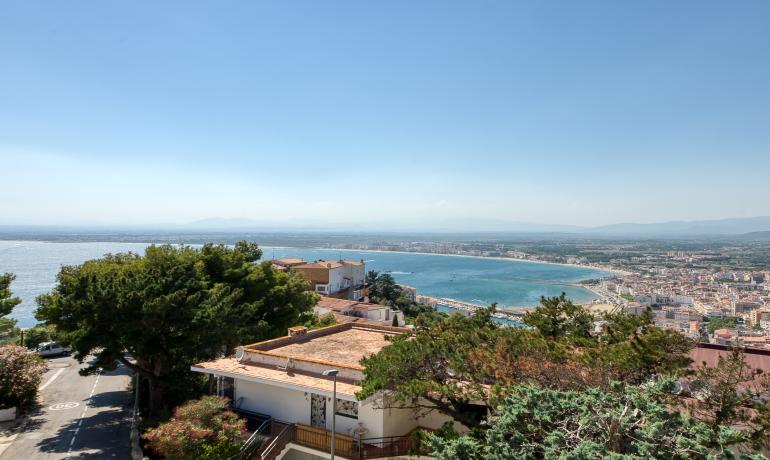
[322,369,339,460]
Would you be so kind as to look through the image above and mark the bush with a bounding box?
[144,396,247,460]
[22,324,60,350]
[0,344,47,409]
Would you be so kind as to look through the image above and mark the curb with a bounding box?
[129,373,148,460]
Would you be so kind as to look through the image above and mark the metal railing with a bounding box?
[224,418,272,460]
[242,418,423,460]
[356,435,418,459]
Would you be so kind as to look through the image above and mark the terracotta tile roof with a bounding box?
[316,297,388,312]
[320,312,401,328]
[295,261,344,269]
[191,358,361,398]
[340,259,365,266]
[275,258,305,265]
[256,327,398,369]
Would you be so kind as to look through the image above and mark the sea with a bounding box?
[0,240,612,328]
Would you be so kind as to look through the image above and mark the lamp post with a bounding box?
[323,369,339,460]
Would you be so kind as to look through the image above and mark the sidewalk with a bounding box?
[0,417,24,458]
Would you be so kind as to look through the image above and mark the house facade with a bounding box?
[281,259,366,301]
[314,297,405,327]
[192,323,459,459]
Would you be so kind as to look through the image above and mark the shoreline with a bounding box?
[265,245,626,278]
[0,238,627,277]
[1,239,619,312]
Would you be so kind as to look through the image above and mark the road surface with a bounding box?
[1,355,133,459]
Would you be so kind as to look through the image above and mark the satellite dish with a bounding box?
[235,347,245,362]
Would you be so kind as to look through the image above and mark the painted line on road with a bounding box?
[66,370,101,458]
[39,368,65,391]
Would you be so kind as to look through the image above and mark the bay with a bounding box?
[0,241,611,328]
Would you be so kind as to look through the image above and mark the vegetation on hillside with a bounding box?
[35,241,318,416]
[360,294,770,458]
[0,344,47,410]
[0,273,21,345]
[366,270,432,318]
[707,316,737,334]
[144,396,248,460]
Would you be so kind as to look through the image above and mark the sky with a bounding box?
[1,1,769,229]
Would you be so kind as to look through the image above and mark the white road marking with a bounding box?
[48,402,79,411]
[66,370,101,458]
[39,368,65,391]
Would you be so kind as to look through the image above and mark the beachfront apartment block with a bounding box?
[192,323,460,459]
[275,258,366,301]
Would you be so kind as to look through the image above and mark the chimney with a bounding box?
[288,326,308,337]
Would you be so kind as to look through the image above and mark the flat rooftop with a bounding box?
[251,326,398,369]
[192,357,362,397]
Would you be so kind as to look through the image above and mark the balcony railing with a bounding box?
[257,422,292,460]
[293,424,358,458]
[251,420,423,459]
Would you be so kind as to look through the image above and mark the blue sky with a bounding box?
[1,1,769,228]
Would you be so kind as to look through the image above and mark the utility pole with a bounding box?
[323,369,339,460]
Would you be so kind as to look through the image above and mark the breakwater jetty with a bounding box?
[421,296,531,322]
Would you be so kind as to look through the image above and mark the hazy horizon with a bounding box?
[2,1,769,227]
[2,214,770,236]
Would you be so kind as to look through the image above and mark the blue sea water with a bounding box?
[0,241,611,328]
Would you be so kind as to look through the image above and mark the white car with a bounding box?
[36,341,70,358]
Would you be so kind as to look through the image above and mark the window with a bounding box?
[335,399,358,419]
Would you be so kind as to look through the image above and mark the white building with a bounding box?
[192,323,462,459]
[314,297,404,327]
[292,260,366,301]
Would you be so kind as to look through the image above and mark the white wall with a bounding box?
[236,380,311,425]
[356,400,384,439]
[235,379,375,437]
[328,267,345,294]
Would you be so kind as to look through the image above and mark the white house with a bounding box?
[290,260,366,301]
[314,297,405,327]
[192,323,461,459]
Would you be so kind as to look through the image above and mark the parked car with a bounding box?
[36,341,70,357]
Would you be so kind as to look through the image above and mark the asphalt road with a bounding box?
[1,355,133,460]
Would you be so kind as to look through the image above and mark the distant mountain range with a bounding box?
[3,216,770,237]
[179,216,770,236]
[589,216,770,236]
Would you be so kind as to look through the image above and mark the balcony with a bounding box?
[250,420,423,460]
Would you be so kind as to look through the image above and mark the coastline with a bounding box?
[1,240,619,314]
[0,238,628,277]
[275,245,626,278]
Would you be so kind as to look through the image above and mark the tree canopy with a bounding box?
[35,242,317,414]
[144,395,248,460]
[358,308,499,428]
[0,273,21,344]
[427,380,763,459]
[0,273,21,318]
[366,271,432,319]
[521,292,593,340]
[358,294,697,430]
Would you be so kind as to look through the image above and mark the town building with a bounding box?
[314,297,404,327]
[280,259,366,301]
[192,323,462,459]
